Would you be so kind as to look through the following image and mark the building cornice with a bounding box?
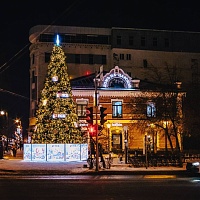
[72,89,186,98]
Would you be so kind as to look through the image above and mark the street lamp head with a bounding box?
[0,110,8,117]
[15,119,21,124]
[0,110,5,115]
[106,121,111,129]
[150,123,155,128]
[123,126,128,132]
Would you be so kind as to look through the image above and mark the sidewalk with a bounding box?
[0,149,193,176]
[0,149,90,175]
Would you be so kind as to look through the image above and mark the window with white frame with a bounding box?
[147,102,156,117]
[76,99,88,117]
[112,100,122,118]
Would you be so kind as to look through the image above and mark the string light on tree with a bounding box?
[32,34,83,144]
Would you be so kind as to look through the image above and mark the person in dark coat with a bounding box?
[98,143,106,168]
[11,143,17,157]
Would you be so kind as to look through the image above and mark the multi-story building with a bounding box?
[29,25,200,118]
[29,25,189,153]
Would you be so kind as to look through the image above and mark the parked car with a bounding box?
[186,159,200,173]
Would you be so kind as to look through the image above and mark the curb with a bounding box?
[0,169,199,177]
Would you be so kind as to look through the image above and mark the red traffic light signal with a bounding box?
[100,107,107,125]
[86,107,93,125]
[88,124,97,137]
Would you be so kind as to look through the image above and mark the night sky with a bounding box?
[0,0,200,132]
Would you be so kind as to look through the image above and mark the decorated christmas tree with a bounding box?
[32,35,83,144]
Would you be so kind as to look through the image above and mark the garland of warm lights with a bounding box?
[32,43,83,144]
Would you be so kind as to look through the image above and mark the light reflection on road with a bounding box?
[1,175,200,183]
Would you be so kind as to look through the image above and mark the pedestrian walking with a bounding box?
[11,143,17,157]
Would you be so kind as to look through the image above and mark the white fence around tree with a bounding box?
[23,143,88,162]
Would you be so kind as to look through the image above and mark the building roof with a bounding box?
[70,70,182,92]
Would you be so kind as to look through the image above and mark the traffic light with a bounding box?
[88,124,97,137]
[100,107,107,125]
[86,107,93,125]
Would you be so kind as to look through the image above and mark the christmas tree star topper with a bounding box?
[56,34,60,46]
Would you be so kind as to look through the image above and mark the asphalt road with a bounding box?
[1,175,200,200]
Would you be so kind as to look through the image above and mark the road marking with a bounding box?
[144,175,176,179]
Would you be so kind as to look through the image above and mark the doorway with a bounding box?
[112,132,122,153]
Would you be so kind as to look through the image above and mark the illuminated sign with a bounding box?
[56,91,69,98]
[112,123,123,127]
[52,76,58,82]
[23,143,88,161]
[52,113,66,119]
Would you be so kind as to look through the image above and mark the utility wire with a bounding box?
[0,44,29,74]
[0,88,29,101]
[0,0,84,102]
[0,0,83,75]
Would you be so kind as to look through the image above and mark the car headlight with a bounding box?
[192,162,199,166]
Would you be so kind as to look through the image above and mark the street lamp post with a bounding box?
[0,136,3,159]
[164,121,168,154]
[15,119,23,150]
[0,110,9,152]
[150,123,155,154]
[106,122,111,153]
[145,134,148,169]
[123,126,128,164]
[94,70,99,172]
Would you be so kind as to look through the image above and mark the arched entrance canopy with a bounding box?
[99,66,136,89]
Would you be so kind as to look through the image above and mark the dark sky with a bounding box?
[0,0,200,131]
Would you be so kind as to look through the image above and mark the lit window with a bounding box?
[147,102,156,117]
[112,101,122,118]
[76,99,88,117]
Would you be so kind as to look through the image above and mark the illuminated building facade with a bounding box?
[29,25,200,118]
[29,25,188,153]
[70,66,185,154]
